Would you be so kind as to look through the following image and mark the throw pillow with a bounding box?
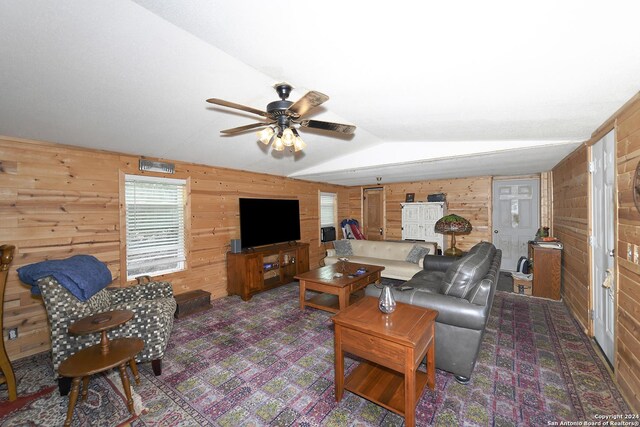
[405,245,430,264]
[333,240,353,257]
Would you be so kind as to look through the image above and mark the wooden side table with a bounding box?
[58,310,143,427]
[332,297,437,427]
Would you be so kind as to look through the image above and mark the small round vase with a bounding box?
[378,284,396,314]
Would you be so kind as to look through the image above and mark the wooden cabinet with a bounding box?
[529,242,562,300]
[227,242,310,301]
[401,202,447,251]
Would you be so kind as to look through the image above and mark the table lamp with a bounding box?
[434,214,472,257]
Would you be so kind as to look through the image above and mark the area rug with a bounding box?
[132,284,628,426]
[1,284,630,426]
[0,355,146,426]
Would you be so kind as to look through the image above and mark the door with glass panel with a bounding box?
[492,179,540,271]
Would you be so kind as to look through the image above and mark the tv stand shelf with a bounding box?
[227,242,310,301]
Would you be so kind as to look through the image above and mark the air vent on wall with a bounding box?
[139,159,175,174]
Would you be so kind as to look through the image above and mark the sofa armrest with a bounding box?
[403,290,488,330]
[326,248,336,257]
[423,254,456,272]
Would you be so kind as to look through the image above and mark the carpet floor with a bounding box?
[0,283,630,426]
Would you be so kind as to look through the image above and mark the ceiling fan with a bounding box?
[206,83,355,152]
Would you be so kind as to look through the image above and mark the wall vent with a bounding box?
[139,159,175,174]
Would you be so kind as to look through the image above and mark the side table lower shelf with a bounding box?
[345,361,429,416]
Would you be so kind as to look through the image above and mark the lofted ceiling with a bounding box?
[1,1,639,185]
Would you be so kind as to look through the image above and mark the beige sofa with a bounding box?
[325,240,438,281]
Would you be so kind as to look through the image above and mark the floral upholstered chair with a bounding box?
[18,255,176,393]
[38,276,175,367]
[37,276,176,392]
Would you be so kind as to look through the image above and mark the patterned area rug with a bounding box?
[0,284,631,426]
[0,356,145,426]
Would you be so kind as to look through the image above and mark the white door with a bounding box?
[492,179,540,271]
[591,130,615,364]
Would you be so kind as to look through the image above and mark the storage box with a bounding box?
[513,277,533,296]
[174,289,212,318]
[427,193,446,202]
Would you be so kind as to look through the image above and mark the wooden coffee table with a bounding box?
[58,310,143,427]
[295,262,384,313]
[332,297,437,427]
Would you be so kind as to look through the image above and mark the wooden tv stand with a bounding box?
[227,242,310,301]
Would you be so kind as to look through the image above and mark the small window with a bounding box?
[320,192,337,229]
[124,174,186,279]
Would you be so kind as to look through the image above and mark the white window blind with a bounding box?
[320,192,337,228]
[125,175,186,279]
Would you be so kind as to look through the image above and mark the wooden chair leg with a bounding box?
[0,348,17,401]
[58,376,72,396]
[151,359,162,376]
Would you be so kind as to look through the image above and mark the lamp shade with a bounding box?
[434,214,472,234]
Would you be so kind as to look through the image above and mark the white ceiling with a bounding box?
[1,1,639,185]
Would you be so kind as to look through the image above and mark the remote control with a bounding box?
[399,286,414,291]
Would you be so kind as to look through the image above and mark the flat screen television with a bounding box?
[239,198,301,249]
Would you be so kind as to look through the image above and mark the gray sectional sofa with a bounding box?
[364,241,502,383]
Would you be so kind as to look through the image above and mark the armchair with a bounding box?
[36,276,176,392]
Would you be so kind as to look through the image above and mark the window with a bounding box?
[320,192,337,229]
[125,175,186,279]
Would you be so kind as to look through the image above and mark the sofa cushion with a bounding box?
[405,270,445,293]
[441,242,496,298]
[333,240,353,256]
[405,245,430,264]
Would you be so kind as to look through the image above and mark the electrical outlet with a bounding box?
[628,243,634,261]
[8,328,18,340]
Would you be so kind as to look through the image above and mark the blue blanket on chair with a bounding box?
[17,255,112,301]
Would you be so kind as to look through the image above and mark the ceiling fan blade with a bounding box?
[300,119,356,135]
[206,98,269,118]
[220,122,273,134]
[287,91,329,117]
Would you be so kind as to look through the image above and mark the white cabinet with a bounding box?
[401,202,447,251]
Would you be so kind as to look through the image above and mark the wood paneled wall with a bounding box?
[614,95,640,411]
[0,136,348,360]
[552,145,590,331]
[552,92,640,411]
[348,177,493,250]
[540,171,553,231]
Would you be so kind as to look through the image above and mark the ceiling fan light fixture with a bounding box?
[281,127,295,146]
[257,126,275,145]
[272,132,285,151]
[290,128,306,152]
[208,84,355,156]
[293,136,306,152]
[293,138,305,152]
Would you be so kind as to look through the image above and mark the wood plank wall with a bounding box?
[540,171,553,231]
[552,92,640,411]
[614,95,640,411]
[348,177,493,250]
[552,145,590,331]
[0,136,349,361]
